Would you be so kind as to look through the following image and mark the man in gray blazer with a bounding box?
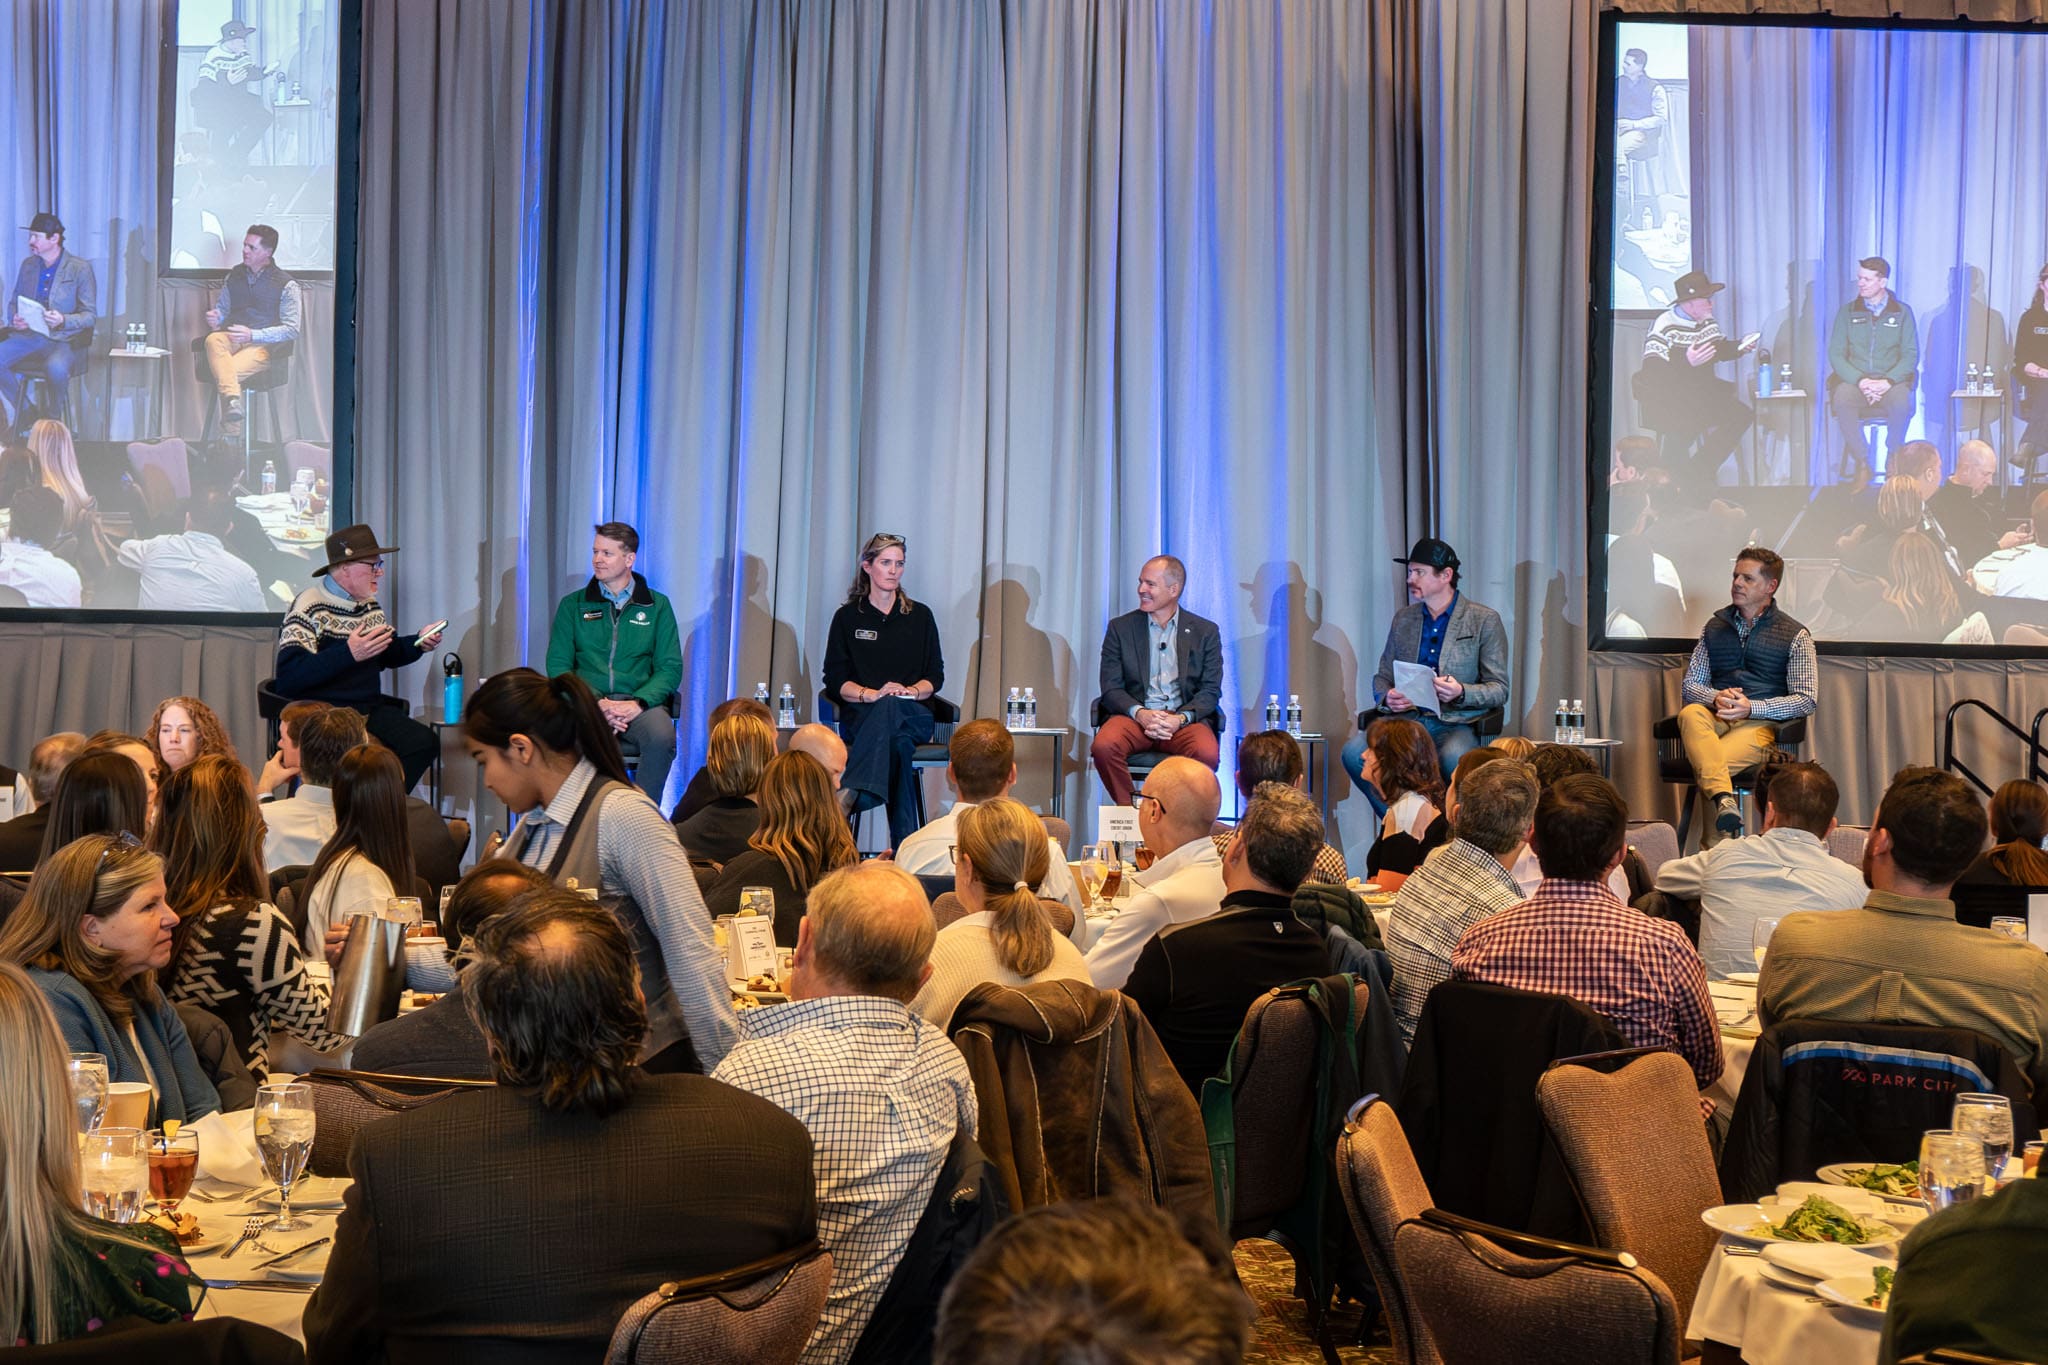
[1344,538,1510,798]
[0,213,96,434]
[1091,554,1225,804]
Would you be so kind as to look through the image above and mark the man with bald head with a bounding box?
[1933,438,2027,573]
[789,722,849,791]
[1090,554,1224,805]
[1083,756,1228,990]
[713,861,977,1364]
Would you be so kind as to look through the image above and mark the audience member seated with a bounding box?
[1081,757,1226,990]
[1653,760,1866,980]
[933,1196,1247,1365]
[1510,743,1634,902]
[790,721,850,788]
[301,742,419,949]
[1361,715,1448,879]
[82,730,160,827]
[0,960,206,1347]
[895,718,1082,917]
[0,730,84,870]
[713,861,976,1365]
[1386,755,1539,1046]
[911,798,1092,1029]
[1956,777,2048,891]
[1453,773,1723,1100]
[34,747,151,867]
[1761,767,2048,1088]
[0,486,80,608]
[706,750,859,946]
[115,487,267,612]
[669,695,776,825]
[466,667,735,1072]
[347,860,553,1078]
[1126,782,1334,1094]
[148,693,239,777]
[1211,728,1348,885]
[259,702,363,868]
[1879,1178,2048,1365]
[253,698,323,799]
[0,834,221,1121]
[155,754,348,1081]
[671,710,772,864]
[305,890,818,1365]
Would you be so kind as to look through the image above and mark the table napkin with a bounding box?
[191,1108,268,1187]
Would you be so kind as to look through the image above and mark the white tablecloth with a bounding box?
[1707,979,1760,1118]
[1688,1241,1884,1365]
[186,1179,341,1344]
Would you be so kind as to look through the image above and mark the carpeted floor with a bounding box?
[1233,1238,1396,1364]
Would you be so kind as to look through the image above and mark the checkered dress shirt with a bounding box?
[1385,838,1526,1045]
[712,995,977,1365]
[1451,878,1724,1096]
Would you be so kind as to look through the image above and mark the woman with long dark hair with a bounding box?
[1362,715,1449,879]
[706,750,859,944]
[302,743,418,947]
[1958,778,2048,889]
[463,667,735,1071]
[35,749,150,865]
[822,532,946,847]
[153,754,347,1080]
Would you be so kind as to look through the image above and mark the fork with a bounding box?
[221,1215,267,1260]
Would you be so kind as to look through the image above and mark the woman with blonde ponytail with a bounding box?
[911,798,1091,1028]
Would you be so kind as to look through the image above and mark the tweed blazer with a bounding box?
[1370,595,1510,723]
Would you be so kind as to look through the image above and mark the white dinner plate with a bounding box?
[1816,1162,1922,1197]
[149,1216,231,1255]
[1701,1203,1902,1249]
[1756,1259,1821,1292]
[256,1175,347,1209]
[1760,1241,1891,1281]
[1770,1183,1885,1218]
[1814,1273,1890,1320]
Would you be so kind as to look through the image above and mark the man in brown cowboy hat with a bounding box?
[1635,267,1757,489]
[274,523,446,792]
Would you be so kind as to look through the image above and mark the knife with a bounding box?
[248,1235,330,1271]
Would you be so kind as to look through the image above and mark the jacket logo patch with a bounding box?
[855,629,879,641]
[581,609,604,620]
[632,611,649,623]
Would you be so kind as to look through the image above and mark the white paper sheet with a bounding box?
[1391,660,1443,716]
[15,296,51,337]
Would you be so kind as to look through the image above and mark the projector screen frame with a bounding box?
[1587,8,2048,662]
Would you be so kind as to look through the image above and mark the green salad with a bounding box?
[1840,1161,1920,1198]
[1749,1195,1889,1245]
[1863,1265,1894,1309]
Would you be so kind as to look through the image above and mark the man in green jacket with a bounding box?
[545,521,682,805]
[1827,255,1919,487]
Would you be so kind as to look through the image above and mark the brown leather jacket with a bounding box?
[948,979,1215,1232]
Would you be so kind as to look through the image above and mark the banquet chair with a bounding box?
[1652,714,1808,852]
[1536,1051,1722,1337]
[7,1314,305,1362]
[1040,813,1072,849]
[300,1068,493,1178]
[1394,1208,1683,1365]
[605,1240,832,1365]
[1826,823,1868,867]
[1336,1095,1440,1365]
[1625,820,1681,885]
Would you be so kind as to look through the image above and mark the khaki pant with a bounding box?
[203,331,271,400]
[1676,702,1777,842]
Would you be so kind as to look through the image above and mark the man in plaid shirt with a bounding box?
[1452,773,1723,1098]
[713,862,977,1364]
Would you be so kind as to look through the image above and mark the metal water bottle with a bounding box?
[777,684,797,729]
[441,653,463,724]
[1285,694,1303,737]
[1757,349,1774,397]
[1265,694,1282,730]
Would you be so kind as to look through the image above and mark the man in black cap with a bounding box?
[0,213,96,435]
[1343,538,1509,797]
[193,19,278,168]
[1633,268,1755,489]
[275,524,447,793]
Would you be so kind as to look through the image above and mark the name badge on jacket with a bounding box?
[581,609,604,620]
[855,629,879,641]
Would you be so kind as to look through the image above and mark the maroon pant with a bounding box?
[1090,714,1221,804]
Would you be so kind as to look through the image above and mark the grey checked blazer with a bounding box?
[1370,595,1509,724]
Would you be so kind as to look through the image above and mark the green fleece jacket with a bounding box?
[544,572,682,707]
[1828,291,1919,387]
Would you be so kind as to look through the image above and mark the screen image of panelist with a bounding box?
[1827,255,1918,489]
[545,521,682,807]
[1343,538,1509,803]
[201,224,302,439]
[0,213,95,438]
[822,532,945,848]
[191,19,279,170]
[1089,554,1224,806]
[1633,269,1755,490]
[1675,545,1817,845]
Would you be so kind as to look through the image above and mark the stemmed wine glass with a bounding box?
[1920,1129,1988,1212]
[80,1127,147,1224]
[146,1127,200,1222]
[1952,1093,2015,1189]
[67,1052,109,1135]
[1750,917,1782,971]
[253,1083,317,1232]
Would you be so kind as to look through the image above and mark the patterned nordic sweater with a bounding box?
[168,899,351,1081]
[275,580,425,706]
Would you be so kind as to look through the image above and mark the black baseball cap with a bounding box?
[1393,538,1460,571]
[22,213,62,236]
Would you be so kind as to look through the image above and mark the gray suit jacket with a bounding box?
[1371,595,1510,723]
[1098,607,1224,730]
[9,250,97,345]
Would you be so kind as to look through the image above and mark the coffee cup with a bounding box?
[104,1081,152,1130]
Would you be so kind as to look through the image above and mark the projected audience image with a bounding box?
[0,1,338,617]
[1600,19,2048,650]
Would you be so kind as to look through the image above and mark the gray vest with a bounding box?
[505,776,693,1066]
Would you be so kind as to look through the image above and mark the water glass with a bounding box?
[1920,1129,1988,1211]
[1990,916,2028,941]
[253,1083,317,1231]
[739,886,775,920]
[146,1127,200,1216]
[384,896,423,926]
[67,1052,109,1135]
[2024,1139,2046,1177]
[1953,1093,2015,1186]
[437,884,456,933]
[80,1127,147,1224]
[1750,917,1782,970]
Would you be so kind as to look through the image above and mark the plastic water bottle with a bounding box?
[1779,364,1791,392]
[1023,688,1038,729]
[777,684,797,729]
[261,460,276,494]
[441,654,464,724]
[1756,349,1773,397]
[1570,699,1586,745]
[1968,363,1980,393]
[1265,694,1282,730]
[1554,699,1568,744]
[1006,687,1022,727]
[1285,694,1303,737]
[753,682,769,708]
